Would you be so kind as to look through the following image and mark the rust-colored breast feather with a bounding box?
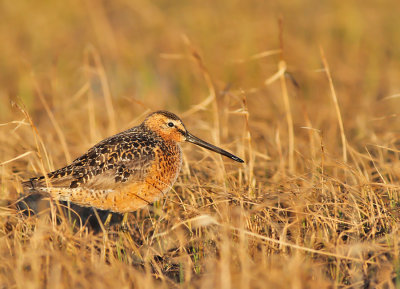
[23,125,182,213]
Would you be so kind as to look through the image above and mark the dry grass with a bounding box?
[1,1,400,288]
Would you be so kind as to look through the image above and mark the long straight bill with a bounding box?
[185,132,244,163]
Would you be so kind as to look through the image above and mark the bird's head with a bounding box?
[143,111,244,163]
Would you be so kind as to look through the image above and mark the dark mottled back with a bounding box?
[24,125,162,191]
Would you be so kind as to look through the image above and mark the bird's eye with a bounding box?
[167,122,174,127]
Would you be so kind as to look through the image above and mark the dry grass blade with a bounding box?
[0,151,32,166]
[85,45,116,135]
[319,46,347,163]
[231,49,281,63]
[32,75,72,163]
[180,35,217,119]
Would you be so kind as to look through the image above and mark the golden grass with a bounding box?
[1,1,400,288]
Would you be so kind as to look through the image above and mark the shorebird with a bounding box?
[23,111,243,228]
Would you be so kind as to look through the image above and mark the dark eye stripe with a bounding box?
[177,128,186,136]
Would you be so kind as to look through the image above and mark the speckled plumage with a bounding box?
[22,111,243,214]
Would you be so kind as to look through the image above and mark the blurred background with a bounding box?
[1,1,400,121]
[1,0,400,147]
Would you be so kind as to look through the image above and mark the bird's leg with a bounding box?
[121,213,129,232]
[104,212,113,229]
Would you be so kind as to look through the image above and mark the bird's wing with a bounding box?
[23,130,157,191]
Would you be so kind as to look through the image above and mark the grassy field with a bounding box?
[1,0,400,288]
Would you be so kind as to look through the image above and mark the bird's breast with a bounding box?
[145,142,182,194]
[111,142,182,212]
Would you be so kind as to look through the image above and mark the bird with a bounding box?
[22,111,243,229]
